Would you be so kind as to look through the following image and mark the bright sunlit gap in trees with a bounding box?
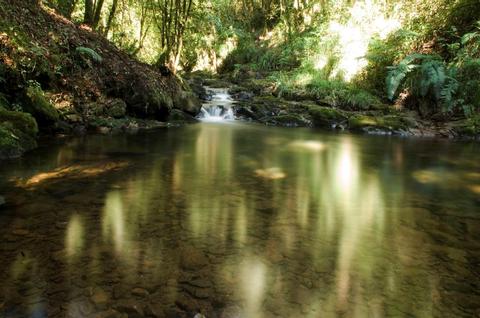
[322,1,401,81]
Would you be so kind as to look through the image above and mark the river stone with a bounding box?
[132,287,149,298]
[188,277,212,289]
[95,309,126,318]
[0,196,5,206]
[90,288,109,309]
[234,91,254,101]
[143,303,161,317]
[114,300,144,317]
[113,285,129,299]
[219,305,242,318]
[180,246,209,270]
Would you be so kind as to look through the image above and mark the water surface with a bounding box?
[0,123,479,317]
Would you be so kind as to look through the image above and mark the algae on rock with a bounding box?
[23,84,59,124]
[0,109,38,159]
[308,106,347,128]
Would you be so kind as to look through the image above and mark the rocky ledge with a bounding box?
[188,76,480,140]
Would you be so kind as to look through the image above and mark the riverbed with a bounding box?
[0,122,479,317]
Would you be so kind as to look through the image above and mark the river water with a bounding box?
[0,121,479,317]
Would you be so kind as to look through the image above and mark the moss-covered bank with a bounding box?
[0,0,202,159]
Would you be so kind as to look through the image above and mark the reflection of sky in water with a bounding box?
[0,123,479,317]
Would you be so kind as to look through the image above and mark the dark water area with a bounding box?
[0,123,479,317]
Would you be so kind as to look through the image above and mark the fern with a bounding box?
[76,47,103,63]
[385,54,426,100]
[386,54,462,112]
[419,60,445,100]
[386,62,415,100]
[440,77,459,111]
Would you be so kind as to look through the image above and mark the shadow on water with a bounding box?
[0,123,479,317]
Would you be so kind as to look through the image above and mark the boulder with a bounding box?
[232,91,254,101]
[168,109,199,123]
[0,109,38,159]
[125,79,173,120]
[105,98,127,118]
[308,106,347,128]
[23,85,59,125]
[265,114,310,127]
[348,114,414,135]
[173,91,202,115]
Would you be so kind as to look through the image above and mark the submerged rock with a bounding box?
[180,246,209,270]
[0,195,5,206]
[114,300,144,317]
[255,167,287,180]
[90,288,110,309]
[131,287,149,298]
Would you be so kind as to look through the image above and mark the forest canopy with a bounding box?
[46,0,480,117]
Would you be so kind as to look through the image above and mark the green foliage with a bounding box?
[270,69,383,111]
[454,58,480,116]
[76,46,103,63]
[386,54,459,112]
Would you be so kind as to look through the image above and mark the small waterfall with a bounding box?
[197,87,235,122]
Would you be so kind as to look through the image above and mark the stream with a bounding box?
[0,89,479,317]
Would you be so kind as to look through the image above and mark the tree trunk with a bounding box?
[58,0,77,19]
[104,0,118,35]
[92,0,105,28]
[84,0,94,25]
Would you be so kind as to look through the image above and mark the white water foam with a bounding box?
[197,87,235,122]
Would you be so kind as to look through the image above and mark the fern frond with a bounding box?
[386,61,417,100]
[419,60,446,100]
[76,47,103,63]
[440,77,459,111]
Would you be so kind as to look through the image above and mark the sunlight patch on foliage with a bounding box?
[320,2,401,81]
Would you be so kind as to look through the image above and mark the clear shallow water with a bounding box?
[0,123,479,318]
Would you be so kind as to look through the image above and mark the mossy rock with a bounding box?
[105,98,127,118]
[348,114,414,134]
[0,109,38,137]
[173,91,202,115]
[23,85,59,124]
[126,85,173,120]
[308,106,347,128]
[268,114,310,127]
[451,116,480,137]
[203,78,231,88]
[242,79,276,96]
[0,109,38,159]
[168,109,199,123]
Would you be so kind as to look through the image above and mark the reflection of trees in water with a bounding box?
[0,126,479,317]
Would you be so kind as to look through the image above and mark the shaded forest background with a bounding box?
[1,0,480,159]
[48,0,480,118]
